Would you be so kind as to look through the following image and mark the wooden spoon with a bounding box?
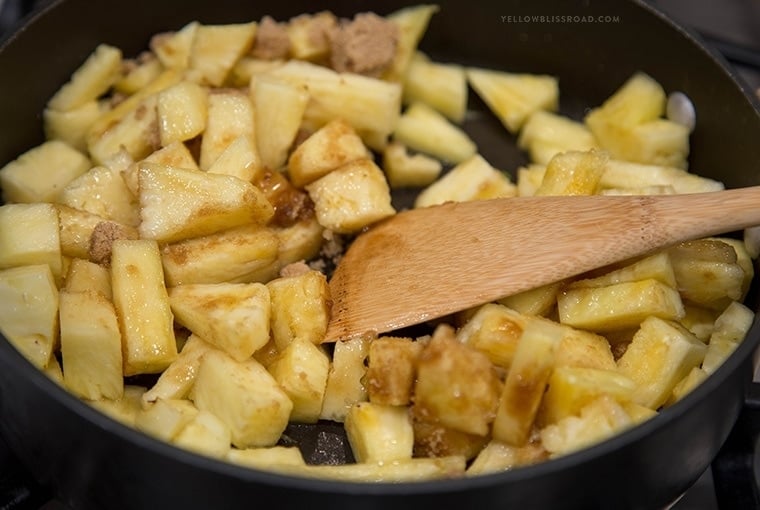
[323,186,760,342]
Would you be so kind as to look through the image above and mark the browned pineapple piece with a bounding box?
[142,334,215,405]
[345,402,414,463]
[496,281,563,317]
[200,89,255,170]
[410,406,489,461]
[63,258,111,299]
[56,206,138,261]
[187,22,257,87]
[319,336,370,422]
[58,165,140,227]
[114,52,163,96]
[466,440,548,475]
[568,251,677,290]
[88,94,161,164]
[267,269,330,350]
[286,11,336,62]
[534,149,608,196]
[268,338,330,423]
[366,336,422,406]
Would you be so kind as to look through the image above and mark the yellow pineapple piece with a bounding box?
[227,57,285,87]
[345,402,414,463]
[557,278,685,332]
[496,281,563,317]
[44,100,105,152]
[44,356,64,386]
[0,140,91,203]
[111,239,177,375]
[403,51,467,123]
[135,397,199,442]
[88,385,146,427]
[411,409,488,460]
[161,224,279,286]
[47,44,122,111]
[617,119,690,168]
[414,325,501,437]
[191,349,292,448]
[267,269,330,349]
[0,264,59,369]
[320,336,370,422]
[393,102,476,163]
[382,4,440,83]
[278,456,466,482]
[366,336,422,406]
[63,258,111,299]
[0,203,62,281]
[143,140,199,170]
[305,158,395,234]
[414,154,516,208]
[517,110,598,165]
[516,163,546,197]
[200,89,255,170]
[534,149,608,196]
[666,366,708,406]
[227,446,305,470]
[137,162,274,243]
[187,22,257,87]
[169,282,270,362]
[382,141,442,188]
[466,440,547,476]
[568,251,677,290]
[271,217,325,271]
[156,80,208,146]
[701,301,755,374]
[679,304,720,342]
[59,290,123,400]
[268,337,330,423]
[492,320,563,446]
[88,95,161,164]
[207,135,263,182]
[142,334,215,405]
[114,52,164,95]
[587,72,666,126]
[617,316,707,408]
[172,410,231,459]
[287,118,371,188]
[151,22,199,69]
[286,11,336,62]
[251,74,309,171]
[714,237,754,300]
[56,206,137,261]
[600,159,723,193]
[467,67,559,133]
[58,165,140,227]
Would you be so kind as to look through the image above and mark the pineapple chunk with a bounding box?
[0,140,91,203]
[278,456,466,482]
[345,402,414,463]
[586,72,666,128]
[271,218,325,271]
[0,264,59,369]
[172,410,231,459]
[268,60,402,150]
[114,53,164,95]
[56,206,137,261]
[88,385,146,427]
[517,110,598,165]
[382,4,440,83]
[382,141,442,188]
[200,89,255,170]
[161,224,279,286]
[411,408,489,460]
[59,290,123,400]
[137,162,274,243]
[192,349,293,448]
[366,336,422,406]
[679,304,720,342]
[496,281,563,317]
[111,239,177,375]
[701,301,755,374]
[287,118,371,188]
[534,149,608,196]
[88,95,161,164]
[667,366,708,405]
[142,334,215,405]
[135,398,199,442]
[267,269,331,350]
[0,203,62,280]
[557,278,685,332]
[142,140,199,170]
[467,67,559,133]
[600,159,723,193]
[43,100,104,152]
[393,102,476,163]
[466,440,547,475]
[151,22,199,69]
[305,158,395,234]
[207,135,263,182]
[616,119,690,168]
[516,163,546,197]
[403,52,467,123]
[227,446,305,470]
[187,22,257,87]
[63,258,111,299]
[617,316,707,408]
[714,237,754,300]
[47,44,122,111]
[169,282,270,362]
[156,80,208,146]
[414,325,501,436]
[268,337,330,423]
[286,11,336,62]
[414,154,516,208]
[251,74,309,171]
[228,57,285,87]
[568,252,677,290]
[456,303,525,369]
[492,320,563,446]
[58,165,140,227]
[319,336,370,422]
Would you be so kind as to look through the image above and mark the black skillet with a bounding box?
[1,0,760,508]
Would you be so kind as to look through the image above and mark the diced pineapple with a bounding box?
[556,327,618,371]
[227,57,285,87]
[587,72,666,128]
[320,336,370,422]
[466,440,547,476]
[142,334,215,405]
[135,398,199,442]
[617,316,707,408]
[382,4,440,83]
[467,67,559,133]
[382,141,442,188]
[345,402,414,463]
[251,74,309,171]
[0,140,91,203]
[161,224,279,286]
[456,303,525,369]
[287,118,371,188]
[701,301,755,374]
[187,22,257,87]
[701,339,738,375]
[0,203,62,281]
[557,278,685,332]
[192,349,293,448]
[534,149,608,196]
[44,100,104,153]
[599,159,723,193]
[227,446,306,470]
[496,281,563,317]
[58,165,140,227]
[516,163,546,197]
[143,140,199,170]
[200,89,255,170]
[679,304,720,342]
[617,119,691,169]
[366,336,422,406]
[305,158,395,234]
[88,385,146,427]
[414,325,501,437]
[47,44,122,111]
[0,264,59,369]
[156,80,208,146]
[271,217,325,271]
[268,60,402,150]
[569,252,677,290]
[492,320,563,446]
[59,290,123,400]
[517,110,598,165]
[403,51,467,123]
[169,282,270,362]
[207,135,263,182]
[414,154,516,208]
[111,239,177,375]
[88,95,161,165]
[56,206,137,261]
[172,410,231,459]
[286,11,336,62]
[279,456,466,482]
[114,53,164,95]
[666,366,708,406]
[714,237,754,300]
[137,162,274,243]
[393,102,476,164]
[411,408,489,460]
[151,22,200,69]
[267,269,330,350]
[268,337,330,423]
